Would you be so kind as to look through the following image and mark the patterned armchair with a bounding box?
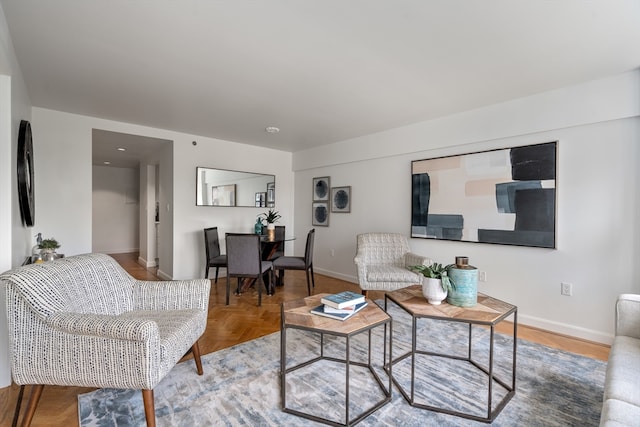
[2,253,210,427]
[354,233,432,295]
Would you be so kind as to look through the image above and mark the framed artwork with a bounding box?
[255,192,266,208]
[313,176,330,201]
[266,182,275,208]
[212,184,236,206]
[411,141,557,248]
[331,186,351,213]
[312,202,329,226]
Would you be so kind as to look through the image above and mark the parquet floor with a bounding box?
[0,252,610,427]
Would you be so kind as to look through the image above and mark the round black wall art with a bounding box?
[17,120,35,227]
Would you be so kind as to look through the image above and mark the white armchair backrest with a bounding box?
[1,253,135,319]
[355,233,412,267]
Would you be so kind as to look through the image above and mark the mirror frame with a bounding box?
[196,166,275,208]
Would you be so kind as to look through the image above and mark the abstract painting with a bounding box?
[312,202,329,226]
[313,177,330,201]
[411,141,557,248]
[331,186,351,213]
[211,184,236,207]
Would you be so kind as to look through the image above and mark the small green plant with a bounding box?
[411,263,456,292]
[39,238,60,251]
[259,209,281,224]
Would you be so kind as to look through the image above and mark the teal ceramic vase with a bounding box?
[254,218,264,234]
[447,256,478,307]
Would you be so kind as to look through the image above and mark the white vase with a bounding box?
[422,277,448,305]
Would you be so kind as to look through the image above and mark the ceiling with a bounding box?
[3,0,640,161]
[91,129,170,168]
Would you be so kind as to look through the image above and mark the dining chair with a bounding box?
[225,233,274,306]
[273,229,315,295]
[204,227,227,283]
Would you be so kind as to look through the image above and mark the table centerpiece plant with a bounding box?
[410,262,456,305]
[259,209,281,239]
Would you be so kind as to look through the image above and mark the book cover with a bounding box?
[320,291,365,309]
[323,304,357,314]
[310,301,368,321]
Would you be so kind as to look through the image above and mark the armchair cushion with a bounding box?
[365,265,423,284]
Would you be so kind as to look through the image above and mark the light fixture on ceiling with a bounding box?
[103,161,111,165]
[265,126,280,134]
[117,147,126,151]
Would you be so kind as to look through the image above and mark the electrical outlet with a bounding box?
[479,271,487,282]
[330,249,335,257]
[561,282,573,296]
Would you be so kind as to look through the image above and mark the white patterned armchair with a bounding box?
[354,233,432,295]
[2,253,210,427]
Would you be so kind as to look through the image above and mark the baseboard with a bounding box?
[157,269,172,280]
[102,248,139,254]
[313,267,614,345]
[314,267,358,284]
[518,314,614,345]
[137,256,157,268]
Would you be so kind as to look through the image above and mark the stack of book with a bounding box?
[311,290,367,321]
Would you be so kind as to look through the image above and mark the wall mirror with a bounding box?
[196,167,275,207]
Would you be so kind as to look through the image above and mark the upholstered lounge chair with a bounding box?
[2,253,210,427]
[354,232,431,296]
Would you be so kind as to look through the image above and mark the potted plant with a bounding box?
[39,238,61,262]
[39,238,60,254]
[410,263,455,305]
[259,209,281,239]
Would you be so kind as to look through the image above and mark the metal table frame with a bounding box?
[280,298,392,427]
[385,290,517,423]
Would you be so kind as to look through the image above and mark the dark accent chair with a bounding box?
[204,227,227,283]
[225,233,274,306]
[273,229,315,295]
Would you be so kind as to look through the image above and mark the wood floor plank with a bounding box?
[0,252,610,427]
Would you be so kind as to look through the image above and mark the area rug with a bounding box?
[78,303,606,426]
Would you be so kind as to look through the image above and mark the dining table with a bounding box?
[237,234,295,294]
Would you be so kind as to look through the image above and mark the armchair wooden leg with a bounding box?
[12,384,25,427]
[191,341,204,375]
[18,384,44,427]
[361,290,368,298]
[142,389,156,427]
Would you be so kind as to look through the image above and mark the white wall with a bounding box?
[1,1,32,387]
[28,108,294,281]
[172,136,294,279]
[292,70,640,344]
[139,163,158,267]
[92,165,140,253]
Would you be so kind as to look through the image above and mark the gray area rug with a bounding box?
[78,303,606,426]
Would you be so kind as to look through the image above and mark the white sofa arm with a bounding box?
[616,294,640,339]
[133,279,211,311]
[404,252,432,269]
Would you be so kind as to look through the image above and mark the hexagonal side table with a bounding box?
[385,285,517,423]
[280,294,392,426]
